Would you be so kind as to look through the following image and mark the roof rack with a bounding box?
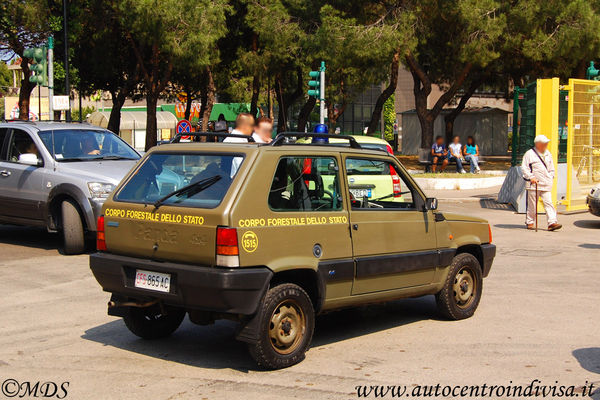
[271,132,362,149]
[171,132,255,143]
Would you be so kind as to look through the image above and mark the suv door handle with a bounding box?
[0,170,10,177]
[352,224,359,230]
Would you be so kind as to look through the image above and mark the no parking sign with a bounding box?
[176,119,192,140]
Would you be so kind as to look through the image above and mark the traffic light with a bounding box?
[23,46,48,86]
[308,70,321,98]
[586,61,599,80]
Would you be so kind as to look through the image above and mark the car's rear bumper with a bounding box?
[587,195,600,217]
[481,244,496,278]
[89,252,272,315]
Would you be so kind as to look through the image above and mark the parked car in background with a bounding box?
[0,122,141,254]
[297,134,407,203]
[587,185,600,216]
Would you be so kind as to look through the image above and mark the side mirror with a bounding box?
[425,197,438,211]
[18,153,41,167]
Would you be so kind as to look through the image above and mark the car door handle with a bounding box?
[0,170,10,177]
[352,224,359,230]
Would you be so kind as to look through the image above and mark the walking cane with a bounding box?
[535,182,538,232]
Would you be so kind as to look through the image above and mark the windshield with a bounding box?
[114,153,243,208]
[38,129,139,161]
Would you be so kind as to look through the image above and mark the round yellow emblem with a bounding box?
[241,231,259,253]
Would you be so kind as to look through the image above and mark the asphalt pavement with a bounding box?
[0,200,598,399]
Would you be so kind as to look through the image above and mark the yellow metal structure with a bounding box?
[535,78,560,208]
[565,79,600,211]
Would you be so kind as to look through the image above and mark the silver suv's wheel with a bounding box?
[61,199,85,255]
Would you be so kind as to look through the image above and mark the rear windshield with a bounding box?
[114,153,243,208]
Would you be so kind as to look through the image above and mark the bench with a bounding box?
[417,149,485,173]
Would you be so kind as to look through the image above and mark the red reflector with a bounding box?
[96,215,106,251]
[216,227,239,256]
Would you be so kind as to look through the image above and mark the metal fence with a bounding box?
[565,79,600,211]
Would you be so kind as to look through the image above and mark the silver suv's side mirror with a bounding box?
[425,197,438,210]
[18,153,41,167]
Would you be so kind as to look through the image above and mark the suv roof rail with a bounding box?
[171,132,255,143]
[271,132,362,149]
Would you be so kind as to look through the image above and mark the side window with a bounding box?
[269,156,342,211]
[7,130,40,163]
[345,158,415,209]
[0,128,8,161]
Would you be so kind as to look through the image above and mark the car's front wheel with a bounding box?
[61,199,85,255]
[247,283,315,369]
[123,304,186,339]
[435,253,483,320]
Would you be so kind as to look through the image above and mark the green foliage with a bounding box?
[383,94,395,141]
[71,105,96,122]
[0,62,11,96]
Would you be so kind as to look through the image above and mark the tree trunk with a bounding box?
[201,67,215,132]
[184,88,193,121]
[444,77,483,143]
[250,74,260,118]
[405,53,472,150]
[275,76,287,132]
[18,62,35,121]
[250,34,260,118]
[107,91,126,134]
[145,94,158,151]
[297,97,316,133]
[367,50,400,135]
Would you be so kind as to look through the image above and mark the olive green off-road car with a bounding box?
[90,133,496,369]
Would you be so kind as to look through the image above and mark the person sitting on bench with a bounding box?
[448,135,466,174]
[463,136,481,174]
[431,136,449,172]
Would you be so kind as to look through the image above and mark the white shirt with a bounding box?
[449,143,462,158]
[223,129,251,143]
[521,148,555,191]
[252,132,266,143]
[223,129,250,177]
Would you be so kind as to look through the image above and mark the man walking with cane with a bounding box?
[521,135,562,231]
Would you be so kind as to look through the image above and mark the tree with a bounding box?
[402,0,505,149]
[117,0,229,150]
[0,0,53,120]
[70,0,140,133]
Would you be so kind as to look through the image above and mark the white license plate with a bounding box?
[134,269,171,293]
[350,188,372,198]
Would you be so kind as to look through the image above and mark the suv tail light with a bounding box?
[96,215,106,251]
[390,165,402,198]
[386,144,394,156]
[216,227,239,267]
[488,224,493,244]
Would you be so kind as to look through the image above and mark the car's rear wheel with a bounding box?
[247,283,314,369]
[435,253,483,320]
[123,304,186,339]
[61,199,85,255]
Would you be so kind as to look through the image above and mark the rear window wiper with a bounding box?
[153,175,222,209]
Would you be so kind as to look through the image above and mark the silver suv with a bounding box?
[0,122,140,254]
